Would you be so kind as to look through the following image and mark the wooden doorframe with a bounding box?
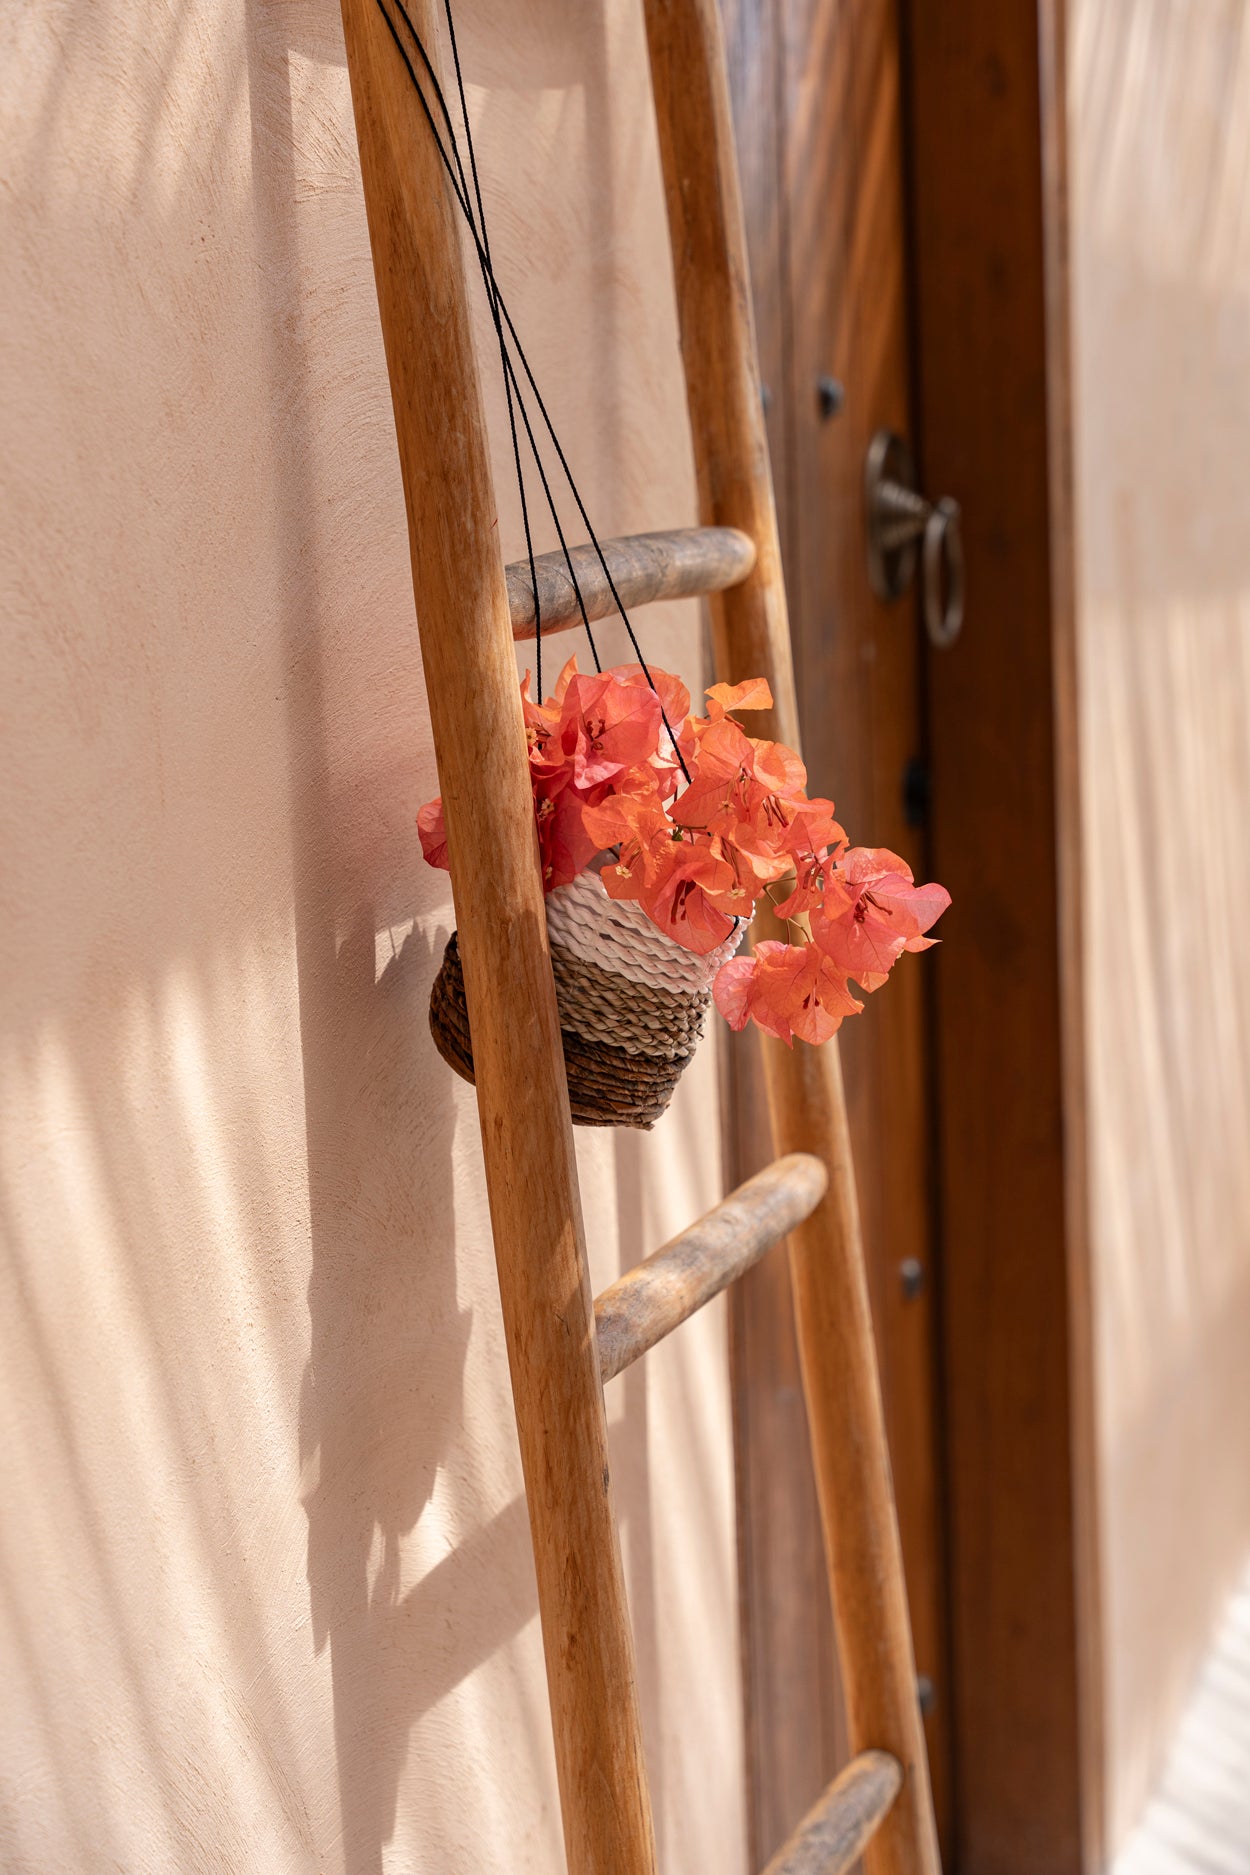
[725,2,1104,1870]
[899,3,1102,1870]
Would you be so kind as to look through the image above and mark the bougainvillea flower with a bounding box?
[687,677,804,839]
[671,715,807,840]
[768,797,847,920]
[558,669,668,791]
[523,659,690,798]
[815,847,951,991]
[515,660,693,888]
[533,783,601,891]
[521,658,566,732]
[585,794,743,954]
[417,796,449,870]
[590,791,757,922]
[776,796,846,862]
[702,676,775,721]
[417,657,950,1045]
[519,659,572,785]
[582,794,672,897]
[643,844,741,954]
[714,939,863,1046]
[516,683,600,889]
[625,663,696,779]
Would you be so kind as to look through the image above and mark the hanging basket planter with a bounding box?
[429,866,745,1129]
[419,659,951,1126]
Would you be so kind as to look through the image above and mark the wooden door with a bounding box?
[902,7,1095,1870]
[720,0,952,1861]
[721,3,1098,1869]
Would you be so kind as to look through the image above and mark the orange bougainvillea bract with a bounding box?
[418,657,950,1045]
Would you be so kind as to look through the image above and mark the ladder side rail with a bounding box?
[337,6,657,1870]
[640,3,942,1871]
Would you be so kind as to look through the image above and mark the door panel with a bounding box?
[721,0,951,1861]
[901,4,1094,1867]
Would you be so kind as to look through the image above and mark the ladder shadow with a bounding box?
[245,0,704,1866]
[297,919,478,1875]
[243,6,524,1868]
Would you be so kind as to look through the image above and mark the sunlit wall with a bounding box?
[1069,0,1250,1850]
[0,3,745,1869]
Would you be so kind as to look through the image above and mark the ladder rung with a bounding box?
[595,1153,827,1384]
[759,1750,903,1875]
[508,525,756,640]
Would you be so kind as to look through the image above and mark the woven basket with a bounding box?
[429,866,743,1129]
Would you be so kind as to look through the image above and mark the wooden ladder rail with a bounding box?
[338,3,655,1869]
[338,0,941,1870]
[641,3,942,1872]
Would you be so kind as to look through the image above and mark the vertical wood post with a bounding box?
[337,5,656,1870]
[641,3,942,1870]
[901,4,1096,1864]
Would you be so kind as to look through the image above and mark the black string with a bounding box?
[371,0,692,782]
[438,0,545,694]
[377,0,604,683]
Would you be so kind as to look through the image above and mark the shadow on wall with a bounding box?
[299,923,465,1871]
[0,0,720,1864]
[246,1,676,1868]
[246,7,543,1870]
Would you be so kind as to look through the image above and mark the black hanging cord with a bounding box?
[439,1,544,694]
[371,0,693,782]
[378,0,603,684]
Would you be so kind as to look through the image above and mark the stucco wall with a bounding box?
[1068,0,1250,1852]
[0,3,745,1870]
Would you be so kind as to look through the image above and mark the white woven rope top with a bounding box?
[545,865,745,995]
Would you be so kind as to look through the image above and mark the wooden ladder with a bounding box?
[338,1,942,1871]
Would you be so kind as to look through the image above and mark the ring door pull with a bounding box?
[864,429,964,649]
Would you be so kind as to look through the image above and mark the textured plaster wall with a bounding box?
[0,3,745,1871]
[1068,1,1250,1852]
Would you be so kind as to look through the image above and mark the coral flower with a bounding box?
[584,795,742,955]
[522,659,694,888]
[562,670,667,790]
[417,657,950,1045]
[768,796,847,921]
[671,714,807,841]
[524,658,690,796]
[417,796,449,870]
[702,676,775,720]
[714,939,863,1046]
[815,847,951,991]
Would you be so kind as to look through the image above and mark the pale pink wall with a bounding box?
[0,3,745,1870]
[1069,0,1250,1852]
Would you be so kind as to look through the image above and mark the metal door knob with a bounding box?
[865,430,964,648]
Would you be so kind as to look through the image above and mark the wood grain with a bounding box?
[337,5,656,1870]
[762,1750,904,1875]
[1039,4,1104,1865]
[756,0,955,1850]
[900,2,1096,1867]
[719,2,847,1850]
[507,525,755,639]
[595,1153,827,1384]
[643,4,941,1871]
[719,0,956,1852]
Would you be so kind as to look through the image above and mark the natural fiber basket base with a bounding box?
[429,931,701,1129]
